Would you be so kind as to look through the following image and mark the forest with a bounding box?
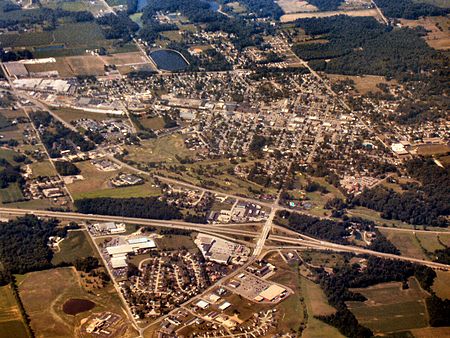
[292,16,446,82]
[75,197,183,220]
[0,215,60,285]
[222,0,283,19]
[353,158,449,227]
[54,161,80,176]
[374,0,449,19]
[307,0,342,11]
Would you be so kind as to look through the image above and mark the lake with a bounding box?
[149,49,189,71]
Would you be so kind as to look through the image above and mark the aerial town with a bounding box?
[0,0,448,337]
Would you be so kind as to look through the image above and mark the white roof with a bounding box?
[195,300,209,309]
[111,256,127,269]
[106,244,133,256]
[259,285,286,301]
[218,302,231,310]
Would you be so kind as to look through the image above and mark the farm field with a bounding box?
[416,232,450,253]
[277,0,318,14]
[280,8,382,22]
[400,16,450,50]
[432,270,450,300]
[378,228,428,260]
[18,267,137,338]
[347,277,429,334]
[0,285,29,338]
[301,277,344,338]
[51,230,98,265]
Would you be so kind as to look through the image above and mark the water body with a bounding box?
[62,298,96,315]
[149,49,189,71]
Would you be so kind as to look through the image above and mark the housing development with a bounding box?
[0,0,449,338]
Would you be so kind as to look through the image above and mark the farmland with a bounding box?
[18,267,137,338]
[400,16,450,50]
[432,271,450,300]
[280,9,383,23]
[378,229,428,260]
[0,285,29,338]
[347,277,429,334]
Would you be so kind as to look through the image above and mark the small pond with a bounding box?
[62,298,95,315]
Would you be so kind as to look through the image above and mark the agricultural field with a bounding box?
[18,267,137,338]
[0,285,29,338]
[400,16,450,50]
[416,232,450,253]
[51,230,99,265]
[225,1,247,14]
[301,277,344,338]
[277,0,318,14]
[347,277,429,334]
[378,229,428,260]
[40,0,111,16]
[432,271,450,300]
[280,8,382,23]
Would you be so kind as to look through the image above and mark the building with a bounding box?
[258,285,287,302]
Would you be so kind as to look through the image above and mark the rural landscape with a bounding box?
[0,0,449,337]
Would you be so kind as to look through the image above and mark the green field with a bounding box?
[0,182,25,204]
[51,230,98,265]
[0,285,29,338]
[0,148,21,165]
[432,270,450,300]
[154,234,198,251]
[347,277,429,334]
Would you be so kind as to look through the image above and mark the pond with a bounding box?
[62,298,96,315]
[149,49,189,71]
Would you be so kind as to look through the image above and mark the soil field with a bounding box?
[0,285,29,338]
[347,277,429,333]
[18,267,136,338]
[413,143,450,155]
[277,0,318,14]
[432,270,450,300]
[281,8,382,22]
[326,74,397,95]
[400,16,450,50]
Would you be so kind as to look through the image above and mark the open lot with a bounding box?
[0,182,25,204]
[51,230,99,265]
[280,8,382,22]
[18,267,136,338]
[29,160,58,178]
[51,107,125,124]
[67,160,161,200]
[400,16,450,50]
[0,285,29,338]
[347,277,429,334]
[40,0,110,16]
[326,74,397,95]
[413,143,450,155]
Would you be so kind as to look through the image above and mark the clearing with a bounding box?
[280,9,382,23]
[0,284,29,338]
[400,16,450,50]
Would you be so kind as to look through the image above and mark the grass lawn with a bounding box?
[51,230,98,265]
[154,234,198,251]
[0,148,21,165]
[416,232,447,253]
[18,267,137,338]
[51,107,125,124]
[29,160,57,178]
[138,116,165,130]
[0,182,25,204]
[0,285,29,338]
[347,277,429,334]
[125,134,195,164]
